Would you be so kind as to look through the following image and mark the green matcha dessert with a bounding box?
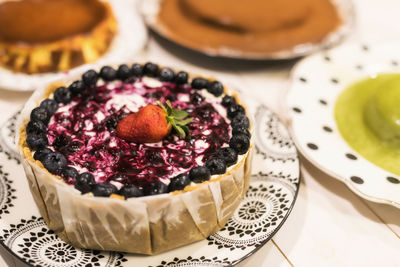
[335,73,400,175]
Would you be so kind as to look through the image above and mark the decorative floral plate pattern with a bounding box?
[286,42,400,208]
[0,104,299,266]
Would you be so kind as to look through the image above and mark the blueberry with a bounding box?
[159,67,175,82]
[82,69,98,87]
[215,147,238,167]
[191,78,208,89]
[33,147,52,162]
[61,166,79,179]
[205,158,226,175]
[229,134,250,154]
[92,183,118,197]
[117,64,131,80]
[26,133,48,150]
[42,152,67,173]
[175,71,188,84]
[131,63,143,76]
[54,86,72,104]
[69,80,86,95]
[145,181,168,195]
[232,126,251,138]
[168,173,190,192]
[143,62,159,77]
[40,99,58,115]
[207,81,224,97]
[100,66,117,81]
[166,93,178,102]
[221,95,236,107]
[189,166,211,183]
[75,172,95,193]
[119,185,144,198]
[231,113,250,129]
[52,134,71,150]
[105,116,118,130]
[26,120,47,135]
[190,93,204,105]
[30,107,50,124]
[227,104,245,119]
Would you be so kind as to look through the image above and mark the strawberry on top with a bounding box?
[116,101,192,143]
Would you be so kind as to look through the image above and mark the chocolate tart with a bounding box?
[17,63,253,254]
[0,0,117,74]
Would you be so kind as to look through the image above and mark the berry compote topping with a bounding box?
[46,77,231,189]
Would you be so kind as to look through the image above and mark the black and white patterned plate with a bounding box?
[286,42,400,208]
[0,104,300,266]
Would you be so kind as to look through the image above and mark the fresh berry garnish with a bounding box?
[100,66,117,81]
[54,86,72,104]
[227,104,245,119]
[168,173,190,191]
[40,99,58,115]
[119,185,144,198]
[117,101,192,143]
[42,152,67,174]
[175,71,188,84]
[189,166,211,183]
[190,93,204,105]
[229,134,250,154]
[159,67,175,82]
[69,80,86,95]
[26,133,48,150]
[117,64,131,80]
[191,77,208,89]
[231,113,250,129]
[30,107,50,124]
[145,181,168,195]
[205,158,226,175]
[207,81,224,96]
[33,147,52,162]
[26,120,47,135]
[232,126,251,138]
[61,166,79,179]
[131,63,143,76]
[75,172,95,194]
[215,147,238,167]
[92,183,118,197]
[222,95,236,107]
[82,69,98,87]
[143,62,159,77]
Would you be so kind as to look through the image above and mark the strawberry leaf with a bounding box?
[158,100,193,139]
[171,109,188,120]
[176,118,193,125]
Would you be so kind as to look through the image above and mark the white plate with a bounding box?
[140,0,354,60]
[286,42,400,208]
[0,104,299,266]
[0,0,147,92]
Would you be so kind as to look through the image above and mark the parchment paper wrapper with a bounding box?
[16,77,253,255]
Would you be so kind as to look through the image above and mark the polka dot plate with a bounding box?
[286,42,400,208]
[0,103,300,266]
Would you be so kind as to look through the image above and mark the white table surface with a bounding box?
[1,0,400,266]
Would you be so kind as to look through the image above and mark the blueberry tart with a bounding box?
[17,63,253,254]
